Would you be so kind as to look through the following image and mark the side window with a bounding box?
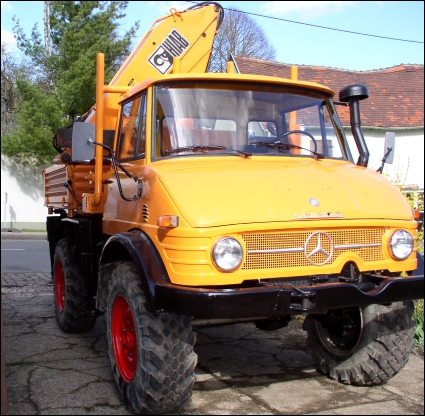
[117,96,142,160]
[137,94,147,156]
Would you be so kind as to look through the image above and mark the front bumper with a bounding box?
[154,274,424,318]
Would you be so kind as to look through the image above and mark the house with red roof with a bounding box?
[234,56,424,192]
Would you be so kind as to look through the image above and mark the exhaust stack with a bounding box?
[339,84,369,167]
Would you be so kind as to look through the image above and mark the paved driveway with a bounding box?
[1,272,423,415]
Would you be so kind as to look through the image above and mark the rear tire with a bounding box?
[105,261,197,414]
[53,238,97,332]
[303,301,415,386]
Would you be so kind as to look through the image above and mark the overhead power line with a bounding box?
[188,2,424,44]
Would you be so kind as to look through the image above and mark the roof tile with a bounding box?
[234,57,424,128]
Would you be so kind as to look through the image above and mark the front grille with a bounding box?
[242,228,385,270]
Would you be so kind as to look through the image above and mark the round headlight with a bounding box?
[212,238,243,271]
[389,230,414,260]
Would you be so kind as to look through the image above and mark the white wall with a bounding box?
[1,156,48,230]
[345,127,424,190]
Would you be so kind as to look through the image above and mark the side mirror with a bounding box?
[383,132,395,165]
[71,122,95,161]
[376,132,396,173]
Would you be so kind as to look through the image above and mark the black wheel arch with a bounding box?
[47,214,69,277]
[97,229,170,311]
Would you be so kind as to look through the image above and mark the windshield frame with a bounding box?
[150,80,352,162]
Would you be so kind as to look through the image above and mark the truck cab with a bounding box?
[97,73,417,287]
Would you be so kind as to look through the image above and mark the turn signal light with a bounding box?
[412,209,420,219]
[157,215,179,228]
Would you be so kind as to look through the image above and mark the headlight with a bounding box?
[212,238,243,271]
[389,230,414,260]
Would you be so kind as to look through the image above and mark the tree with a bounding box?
[1,43,21,137]
[209,8,276,73]
[1,78,63,164]
[13,1,139,120]
[1,1,139,165]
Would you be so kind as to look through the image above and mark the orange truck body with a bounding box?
[42,2,423,414]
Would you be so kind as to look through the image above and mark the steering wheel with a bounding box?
[277,130,318,153]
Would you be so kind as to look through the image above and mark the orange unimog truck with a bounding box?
[42,2,424,414]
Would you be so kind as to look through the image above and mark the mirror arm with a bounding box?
[376,145,393,174]
[88,139,142,201]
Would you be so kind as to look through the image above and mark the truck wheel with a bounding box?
[105,261,197,414]
[303,301,415,386]
[53,238,97,332]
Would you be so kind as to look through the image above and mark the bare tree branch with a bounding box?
[209,9,276,73]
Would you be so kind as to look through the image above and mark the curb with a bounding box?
[1,232,47,241]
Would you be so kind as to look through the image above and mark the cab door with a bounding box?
[103,93,147,234]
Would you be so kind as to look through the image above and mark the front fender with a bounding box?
[97,229,170,310]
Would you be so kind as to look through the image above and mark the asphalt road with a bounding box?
[1,240,51,273]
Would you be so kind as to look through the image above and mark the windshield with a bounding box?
[153,82,351,161]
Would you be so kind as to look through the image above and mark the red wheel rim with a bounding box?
[55,260,65,312]
[112,295,138,382]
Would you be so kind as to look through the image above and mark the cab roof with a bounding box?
[122,72,335,102]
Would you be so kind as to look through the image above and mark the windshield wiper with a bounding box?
[165,145,226,155]
[250,141,324,160]
[165,145,251,158]
[223,148,252,158]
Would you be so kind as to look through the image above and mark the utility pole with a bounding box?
[44,1,51,56]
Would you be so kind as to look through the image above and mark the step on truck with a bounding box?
[42,2,424,414]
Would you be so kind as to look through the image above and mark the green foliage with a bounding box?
[13,1,139,120]
[401,190,424,348]
[1,79,63,165]
[401,189,424,256]
[3,1,139,165]
[391,183,424,348]
[413,300,424,347]
[47,1,139,119]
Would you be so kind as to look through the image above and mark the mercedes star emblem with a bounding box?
[304,232,334,265]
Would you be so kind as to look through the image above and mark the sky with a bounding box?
[1,1,424,71]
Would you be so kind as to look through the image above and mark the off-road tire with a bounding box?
[53,238,97,332]
[105,261,197,414]
[304,301,415,386]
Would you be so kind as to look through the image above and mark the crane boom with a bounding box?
[84,2,224,130]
